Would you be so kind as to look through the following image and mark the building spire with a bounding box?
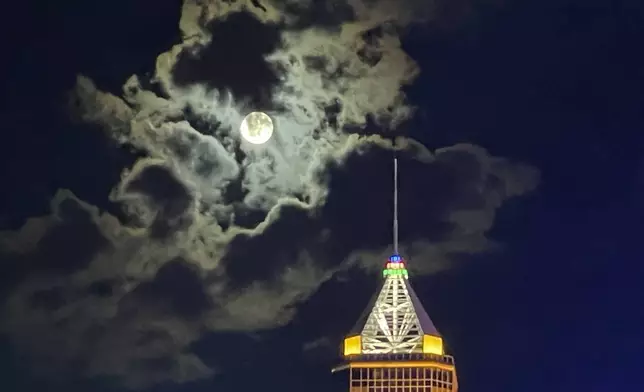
[393,157,399,255]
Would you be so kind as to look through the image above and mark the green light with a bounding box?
[383,268,408,277]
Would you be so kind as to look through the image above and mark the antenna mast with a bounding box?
[393,157,399,255]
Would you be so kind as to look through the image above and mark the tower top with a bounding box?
[333,154,457,390]
[340,155,443,356]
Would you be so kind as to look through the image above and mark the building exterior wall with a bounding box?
[350,367,457,392]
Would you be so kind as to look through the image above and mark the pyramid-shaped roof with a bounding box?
[350,272,440,337]
[345,255,442,354]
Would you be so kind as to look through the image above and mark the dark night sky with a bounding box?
[1,0,644,391]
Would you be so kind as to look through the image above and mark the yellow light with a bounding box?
[349,361,455,371]
[343,335,362,356]
[422,334,444,355]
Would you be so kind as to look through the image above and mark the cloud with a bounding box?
[2,0,537,388]
[0,136,537,388]
[70,0,427,211]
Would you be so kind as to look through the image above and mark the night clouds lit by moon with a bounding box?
[1,0,643,391]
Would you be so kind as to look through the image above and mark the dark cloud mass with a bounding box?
[126,258,211,319]
[0,0,537,389]
[172,11,283,106]
[121,163,195,238]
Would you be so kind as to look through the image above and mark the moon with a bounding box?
[240,111,274,145]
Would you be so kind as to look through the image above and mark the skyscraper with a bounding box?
[332,158,458,392]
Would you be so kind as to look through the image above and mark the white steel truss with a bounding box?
[360,273,424,354]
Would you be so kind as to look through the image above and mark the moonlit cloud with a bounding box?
[71,0,426,211]
[1,0,537,388]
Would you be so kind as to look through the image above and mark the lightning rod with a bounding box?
[393,157,399,255]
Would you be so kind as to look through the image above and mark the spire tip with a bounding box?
[393,157,399,255]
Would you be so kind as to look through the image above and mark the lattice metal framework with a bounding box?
[361,270,424,353]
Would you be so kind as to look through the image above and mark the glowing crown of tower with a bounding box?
[342,158,445,357]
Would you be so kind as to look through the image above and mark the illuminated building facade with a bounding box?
[332,159,458,392]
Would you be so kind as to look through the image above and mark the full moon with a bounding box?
[240,111,274,145]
